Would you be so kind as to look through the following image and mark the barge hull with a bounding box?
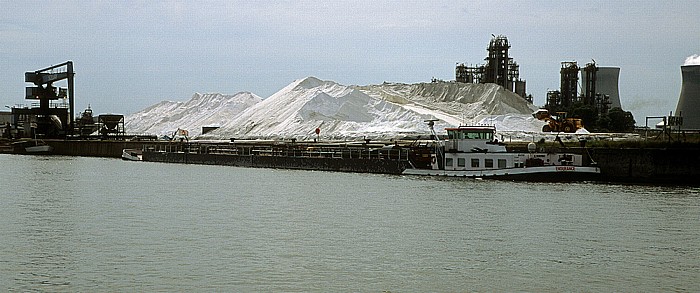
[402,166,601,182]
[143,151,410,174]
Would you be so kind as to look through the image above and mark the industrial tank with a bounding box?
[675,65,700,130]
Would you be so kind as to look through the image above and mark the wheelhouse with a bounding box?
[445,126,495,141]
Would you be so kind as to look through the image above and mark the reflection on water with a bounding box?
[0,154,698,291]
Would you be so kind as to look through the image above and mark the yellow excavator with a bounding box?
[533,109,584,133]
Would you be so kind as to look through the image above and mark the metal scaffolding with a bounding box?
[455,35,526,99]
[559,61,579,109]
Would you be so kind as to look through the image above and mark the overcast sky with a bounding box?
[1,0,698,122]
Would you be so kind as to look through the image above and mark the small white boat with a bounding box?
[402,125,600,181]
[25,144,53,153]
[122,149,143,161]
[25,140,53,153]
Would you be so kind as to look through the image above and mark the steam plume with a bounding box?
[684,54,700,66]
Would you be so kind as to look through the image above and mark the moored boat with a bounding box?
[122,148,143,161]
[25,144,53,153]
[25,140,53,154]
[402,125,600,181]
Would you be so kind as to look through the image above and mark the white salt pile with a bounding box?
[125,92,262,137]
[126,77,545,140]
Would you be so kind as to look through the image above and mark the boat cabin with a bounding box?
[434,125,584,172]
[444,126,505,153]
[446,126,494,140]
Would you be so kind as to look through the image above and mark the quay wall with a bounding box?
[590,148,700,184]
[45,140,161,158]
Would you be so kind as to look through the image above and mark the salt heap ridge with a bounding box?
[125,92,262,137]
[127,77,544,140]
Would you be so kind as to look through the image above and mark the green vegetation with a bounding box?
[568,105,636,132]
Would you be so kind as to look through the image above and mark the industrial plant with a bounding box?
[455,35,531,102]
[537,60,636,133]
[452,35,634,133]
[544,61,619,116]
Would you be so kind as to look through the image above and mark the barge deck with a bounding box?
[141,140,413,174]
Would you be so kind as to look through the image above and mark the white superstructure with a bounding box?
[404,125,599,180]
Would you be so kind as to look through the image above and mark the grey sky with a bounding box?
[1,0,698,122]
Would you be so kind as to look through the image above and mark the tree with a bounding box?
[595,115,611,132]
[606,107,636,132]
[571,104,598,130]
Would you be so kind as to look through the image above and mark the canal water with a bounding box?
[0,154,698,291]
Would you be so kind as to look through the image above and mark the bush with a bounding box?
[606,107,636,132]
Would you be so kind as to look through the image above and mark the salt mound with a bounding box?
[298,81,373,122]
[207,77,436,140]
[126,77,543,140]
[201,77,539,140]
[125,92,262,137]
[357,81,536,116]
[356,81,543,135]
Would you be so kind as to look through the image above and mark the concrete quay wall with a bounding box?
[45,140,160,158]
[590,148,700,184]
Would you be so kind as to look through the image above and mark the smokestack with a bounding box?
[581,66,622,109]
[675,65,700,130]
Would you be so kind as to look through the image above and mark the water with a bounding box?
[0,154,698,292]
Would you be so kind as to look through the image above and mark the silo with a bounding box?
[675,65,700,130]
[581,66,622,109]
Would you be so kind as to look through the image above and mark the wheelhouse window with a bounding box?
[471,158,480,168]
[498,159,507,168]
[485,159,493,168]
[447,129,494,140]
[457,158,466,167]
[445,158,453,167]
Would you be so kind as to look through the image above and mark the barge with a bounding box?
[141,140,412,174]
[139,125,600,182]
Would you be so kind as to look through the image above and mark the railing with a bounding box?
[9,101,69,109]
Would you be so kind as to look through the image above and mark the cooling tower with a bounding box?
[675,65,700,130]
[581,66,622,109]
